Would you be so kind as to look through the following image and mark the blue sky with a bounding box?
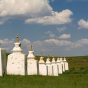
[0,0,88,56]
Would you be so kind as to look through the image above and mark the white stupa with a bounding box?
[27,45,38,75]
[57,58,63,74]
[52,58,58,76]
[39,57,47,76]
[46,58,53,76]
[60,58,65,72]
[63,57,69,71]
[6,36,26,75]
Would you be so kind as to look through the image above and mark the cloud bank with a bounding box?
[0,0,52,17]
[58,33,71,40]
[25,9,73,25]
[1,35,88,55]
[0,0,73,25]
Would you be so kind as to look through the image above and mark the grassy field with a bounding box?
[0,56,88,88]
[67,56,88,74]
[0,74,88,88]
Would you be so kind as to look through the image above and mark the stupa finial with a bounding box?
[30,44,33,51]
[15,35,20,43]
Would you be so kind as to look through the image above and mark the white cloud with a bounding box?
[25,9,73,25]
[57,27,66,33]
[45,39,72,46]
[45,31,56,38]
[21,38,31,49]
[0,0,73,25]
[78,19,88,29]
[33,38,72,48]
[0,39,13,45]
[0,21,4,25]
[59,34,71,40]
[76,38,88,47]
[45,31,71,40]
[0,17,9,25]
[77,38,88,46]
[0,0,52,17]
[33,38,88,53]
[67,38,88,49]
[0,39,14,51]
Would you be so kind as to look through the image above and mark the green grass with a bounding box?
[0,56,88,88]
[0,74,88,88]
[66,56,88,74]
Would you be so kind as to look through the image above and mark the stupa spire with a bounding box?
[12,35,22,52]
[15,35,20,43]
[30,44,33,51]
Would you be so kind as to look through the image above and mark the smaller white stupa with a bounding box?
[52,57,58,76]
[27,45,38,75]
[39,56,47,76]
[57,58,63,74]
[46,58,53,76]
[60,58,65,72]
[7,36,26,75]
[63,57,69,71]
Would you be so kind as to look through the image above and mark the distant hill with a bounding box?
[66,56,88,74]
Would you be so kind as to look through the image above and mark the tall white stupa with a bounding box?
[27,45,38,75]
[6,36,26,75]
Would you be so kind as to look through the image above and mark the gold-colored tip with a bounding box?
[15,35,20,43]
[30,44,33,51]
